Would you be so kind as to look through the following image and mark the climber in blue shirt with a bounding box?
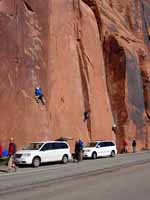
[35,87,45,105]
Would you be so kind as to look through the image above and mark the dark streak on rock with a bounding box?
[82,0,103,40]
[103,35,128,150]
[77,42,92,140]
[141,70,150,119]
[23,1,34,12]
[140,0,150,47]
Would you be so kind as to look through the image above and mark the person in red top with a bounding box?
[0,142,2,157]
[8,137,17,172]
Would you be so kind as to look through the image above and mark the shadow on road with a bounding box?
[17,161,65,169]
[0,169,8,173]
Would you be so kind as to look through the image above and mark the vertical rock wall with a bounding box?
[47,0,113,148]
[0,0,150,152]
[0,0,50,145]
[100,0,150,151]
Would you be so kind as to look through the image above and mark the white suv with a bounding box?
[15,141,72,167]
[83,141,117,159]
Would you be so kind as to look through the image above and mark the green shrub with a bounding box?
[0,157,9,166]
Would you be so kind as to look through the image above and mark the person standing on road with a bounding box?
[132,139,136,153]
[8,137,17,172]
[74,140,80,162]
[74,139,84,162]
[78,138,84,161]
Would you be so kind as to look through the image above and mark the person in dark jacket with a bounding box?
[74,139,84,162]
[35,87,45,105]
[132,139,136,153]
[8,137,17,172]
[78,139,84,161]
[74,140,80,162]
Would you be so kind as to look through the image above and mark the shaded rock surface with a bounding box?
[0,0,150,152]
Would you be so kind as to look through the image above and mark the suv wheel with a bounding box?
[32,157,41,167]
[111,150,115,157]
[62,155,68,164]
[92,152,97,159]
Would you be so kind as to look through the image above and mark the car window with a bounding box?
[59,143,68,149]
[85,142,97,147]
[99,142,106,147]
[53,142,68,149]
[22,143,43,150]
[99,142,115,147]
[109,142,115,146]
[41,143,53,151]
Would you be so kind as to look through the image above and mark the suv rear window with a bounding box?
[107,142,115,146]
[53,142,68,149]
[41,142,68,151]
[99,142,115,147]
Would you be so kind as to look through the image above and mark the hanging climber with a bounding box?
[35,87,45,105]
[83,110,90,122]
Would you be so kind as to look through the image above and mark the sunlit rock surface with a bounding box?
[0,0,150,152]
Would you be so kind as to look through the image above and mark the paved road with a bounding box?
[0,151,150,200]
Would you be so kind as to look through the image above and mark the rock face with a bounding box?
[0,0,150,152]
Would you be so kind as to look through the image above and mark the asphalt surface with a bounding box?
[0,151,150,200]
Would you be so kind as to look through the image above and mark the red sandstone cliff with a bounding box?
[0,0,150,152]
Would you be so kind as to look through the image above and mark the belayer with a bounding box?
[35,87,45,105]
[74,138,84,162]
